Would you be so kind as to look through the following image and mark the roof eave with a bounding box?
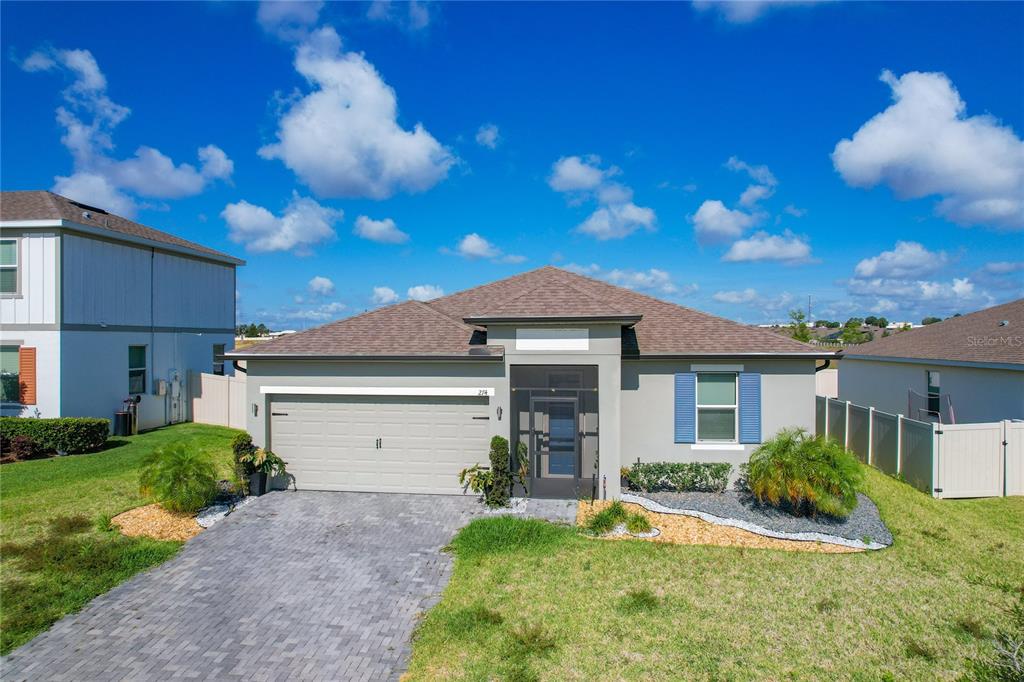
[841,353,1024,371]
[624,351,841,360]
[0,218,246,266]
[463,314,643,326]
[225,352,504,361]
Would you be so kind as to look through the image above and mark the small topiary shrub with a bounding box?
[487,436,512,508]
[0,417,109,454]
[626,461,732,493]
[746,427,864,518]
[625,512,652,535]
[139,443,218,513]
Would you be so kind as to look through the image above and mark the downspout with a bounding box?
[233,360,247,374]
[815,359,832,373]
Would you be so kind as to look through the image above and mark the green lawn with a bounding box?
[407,467,1024,681]
[0,423,239,655]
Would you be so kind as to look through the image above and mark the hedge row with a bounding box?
[0,417,110,454]
[625,461,733,493]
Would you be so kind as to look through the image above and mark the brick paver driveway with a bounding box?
[2,492,489,681]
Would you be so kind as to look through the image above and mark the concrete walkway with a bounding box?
[2,492,490,681]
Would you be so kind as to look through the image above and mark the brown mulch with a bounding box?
[577,501,860,554]
[111,504,202,541]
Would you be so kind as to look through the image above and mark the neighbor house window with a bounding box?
[212,344,225,376]
[926,370,941,414]
[697,373,737,441]
[0,239,19,295]
[0,345,19,402]
[129,345,147,394]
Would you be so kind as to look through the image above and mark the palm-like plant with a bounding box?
[139,444,218,514]
[746,427,863,518]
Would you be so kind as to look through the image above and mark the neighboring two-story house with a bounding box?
[0,190,243,430]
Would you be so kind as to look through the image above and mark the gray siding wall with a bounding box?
[620,358,816,471]
[839,357,1024,423]
[62,233,234,330]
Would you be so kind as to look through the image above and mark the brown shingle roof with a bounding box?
[0,190,242,264]
[235,266,826,358]
[844,298,1024,366]
[233,301,502,358]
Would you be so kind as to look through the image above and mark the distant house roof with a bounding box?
[843,298,1024,367]
[231,266,829,359]
[0,190,243,265]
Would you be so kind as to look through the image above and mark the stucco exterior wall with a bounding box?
[0,329,60,418]
[620,358,817,472]
[839,357,1024,423]
[62,329,233,429]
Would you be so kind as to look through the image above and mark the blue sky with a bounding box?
[2,1,1022,329]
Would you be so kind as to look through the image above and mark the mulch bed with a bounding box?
[112,504,202,541]
[577,501,861,554]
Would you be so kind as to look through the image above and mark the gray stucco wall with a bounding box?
[620,358,817,472]
[839,357,1024,422]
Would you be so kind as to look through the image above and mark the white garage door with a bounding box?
[269,395,491,494]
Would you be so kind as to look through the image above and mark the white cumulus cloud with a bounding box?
[450,233,525,263]
[691,200,760,245]
[257,1,323,41]
[832,69,1024,230]
[475,123,500,149]
[371,286,399,305]
[693,1,822,24]
[23,46,232,217]
[259,27,454,199]
[307,275,335,296]
[713,288,760,304]
[722,230,812,263]
[367,0,431,32]
[567,264,696,297]
[854,241,948,279]
[222,193,341,255]
[549,155,656,240]
[548,155,611,192]
[407,284,444,301]
[353,215,409,244]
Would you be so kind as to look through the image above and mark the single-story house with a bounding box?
[839,298,1024,424]
[229,266,833,498]
[0,190,243,429]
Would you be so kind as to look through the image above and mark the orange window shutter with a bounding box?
[19,347,37,405]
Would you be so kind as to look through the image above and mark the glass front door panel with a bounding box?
[531,398,578,480]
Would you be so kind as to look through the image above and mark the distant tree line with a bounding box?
[236,323,270,338]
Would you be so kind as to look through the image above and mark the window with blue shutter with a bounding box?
[674,372,696,443]
[738,372,762,444]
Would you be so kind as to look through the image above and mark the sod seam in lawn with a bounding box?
[0,423,240,655]
[405,467,1024,681]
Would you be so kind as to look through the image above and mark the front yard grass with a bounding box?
[0,423,239,655]
[407,467,1024,680]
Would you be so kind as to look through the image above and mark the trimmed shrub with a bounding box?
[0,417,109,454]
[626,462,732,493]
[746,427,864,518]
[7,436,39,461]
[139,443,218,513]
[231,432,257,493]
[487,436,512,508]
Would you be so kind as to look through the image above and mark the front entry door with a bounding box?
[530,397,579,497]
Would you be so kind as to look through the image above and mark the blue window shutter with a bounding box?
[674,372,696,443]
[739,372,762,444]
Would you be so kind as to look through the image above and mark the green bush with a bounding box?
[746,427,864,518]
[138,443,218,513]
[487,436,512,508]
[0,417,109,454]
[626,461,732,493]
[625,512,652,534]
[585,500,629,534]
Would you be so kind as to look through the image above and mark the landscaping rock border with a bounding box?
[196,495,256,529]
[622,493,891,551]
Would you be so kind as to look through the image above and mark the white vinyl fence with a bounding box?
[190,372,247,430]
[816,396,1024,499]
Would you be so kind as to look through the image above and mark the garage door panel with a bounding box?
[270,395,490,494]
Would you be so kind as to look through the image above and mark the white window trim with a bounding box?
[0,237,22,298]
[695,372,738,443]
[259,386,495,397]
